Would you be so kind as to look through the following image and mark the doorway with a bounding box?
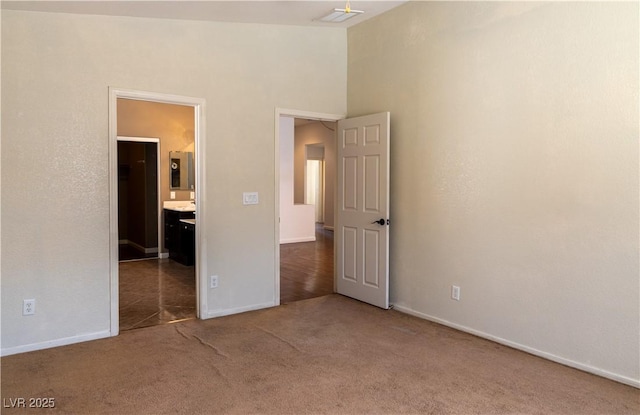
[276,109,342,305]
[117,131,196,330]
[275,109,391,309]
[109,88,207,336]
[117,138,160,261]
[116,103,196,331]
[280,224,334,304]
[305,145,325,224]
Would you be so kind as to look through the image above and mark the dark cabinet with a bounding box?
[164,209,195,266]
[180,221,195,266]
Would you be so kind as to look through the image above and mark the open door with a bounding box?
[336,112,390,309]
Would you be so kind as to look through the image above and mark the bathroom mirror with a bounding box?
[169,151,195,190]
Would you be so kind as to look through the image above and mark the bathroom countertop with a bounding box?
[165,206,196,212]
[180,219,196,225]
[163,201,195,212]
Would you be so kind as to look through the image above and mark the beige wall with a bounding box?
[348,2,639,385]
[1,10,346,353]
[294,121,336,229]
[117,99,195,204]
[279,117,315,243]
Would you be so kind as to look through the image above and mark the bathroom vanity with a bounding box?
[163,202,195,266]
[178,219,195,266]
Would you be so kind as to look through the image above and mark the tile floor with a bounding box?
[119,258,196,331]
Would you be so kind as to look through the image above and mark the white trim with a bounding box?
[393,304,640,389]
[1,330,111,357]
[323,225,335,231]
[274,108,344,308]
[280,237,316,244]
[108,90,119,335]
[109,87,207,336]
[206,302,275,319]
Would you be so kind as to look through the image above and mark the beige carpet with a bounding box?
[1,295,638,414]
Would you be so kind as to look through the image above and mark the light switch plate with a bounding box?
[190,191,195,200]
[451,285,460,301]
[170,191,176,200]
[243,192,259,205]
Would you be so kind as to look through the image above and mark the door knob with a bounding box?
[371,218,386,226]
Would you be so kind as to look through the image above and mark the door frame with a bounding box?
[109,87,207,336]
[116,136,161,261]
[273,108,344,306]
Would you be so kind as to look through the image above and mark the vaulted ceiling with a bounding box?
[1,1,407,28]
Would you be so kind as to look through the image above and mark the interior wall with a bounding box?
[1,10,346,354]
[280,116,316,244]
[294,121,337,229]
[347,2,639,385]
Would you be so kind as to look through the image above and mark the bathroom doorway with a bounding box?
[116,100,195,331]
[109,88,206,336]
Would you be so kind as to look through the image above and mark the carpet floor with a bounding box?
[1,295,638,414]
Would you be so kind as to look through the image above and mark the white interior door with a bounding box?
[336,112,390,309]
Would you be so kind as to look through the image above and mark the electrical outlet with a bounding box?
[210,275,219,289]
[23,299,36,315]
[451,285,460,301]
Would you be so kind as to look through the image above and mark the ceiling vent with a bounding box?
[318,2,364,23]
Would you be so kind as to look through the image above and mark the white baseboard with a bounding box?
[205,302,275,319]
[280,237,316,244]
[120,240,159,254]
[392,304,640,389]
[127,240,158,254]
[323,225,334,231]
[1,330,111,357]
[159,252,169,259]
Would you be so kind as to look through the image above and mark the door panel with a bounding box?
[364,155,380,212]
[343,156,358,211]
[336,112,390,309]
[363,229,380,287]
[343,226,358,282]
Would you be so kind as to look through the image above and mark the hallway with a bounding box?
[280,224,334,304]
